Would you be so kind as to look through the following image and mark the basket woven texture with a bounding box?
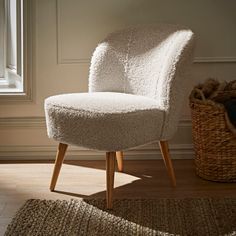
[190,91,236,182]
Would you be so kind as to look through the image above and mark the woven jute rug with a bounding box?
[5,198,236,236]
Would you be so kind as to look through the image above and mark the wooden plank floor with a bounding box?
[0,159,236,234]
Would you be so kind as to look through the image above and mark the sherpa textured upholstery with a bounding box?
[45,24,195,151]
[45,92,163,151]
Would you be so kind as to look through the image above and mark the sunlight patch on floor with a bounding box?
[0,164,141,197]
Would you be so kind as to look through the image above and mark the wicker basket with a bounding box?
[190,91,236,182]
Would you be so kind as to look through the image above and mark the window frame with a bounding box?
[0,0,33,102]
[0,0,5,79]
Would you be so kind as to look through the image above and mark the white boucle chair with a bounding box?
[45,24,195,209]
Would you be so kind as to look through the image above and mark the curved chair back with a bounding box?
[89,24,195,139]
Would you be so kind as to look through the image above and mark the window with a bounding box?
[0,0,32,101]
[0,0,5,79]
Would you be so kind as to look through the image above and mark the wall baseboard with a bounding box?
[0,116,192,127]
[0,144,194,161]
[0,117,194,160]
[0,116,46,128]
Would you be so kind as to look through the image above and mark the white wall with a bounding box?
[0,0,236,160]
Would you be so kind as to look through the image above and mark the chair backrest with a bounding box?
[89,24,195,139]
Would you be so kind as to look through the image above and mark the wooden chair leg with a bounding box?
[50,143,68,191]
[159,141,176,187]
[116,151,124,172]
[106,152,116,209]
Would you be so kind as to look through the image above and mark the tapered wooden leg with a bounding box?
[116,151,124,172]
[50,143,68,191]
[159,141,176,187]
[106,152,116,209]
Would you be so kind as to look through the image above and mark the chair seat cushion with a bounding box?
[45,92,164,151]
